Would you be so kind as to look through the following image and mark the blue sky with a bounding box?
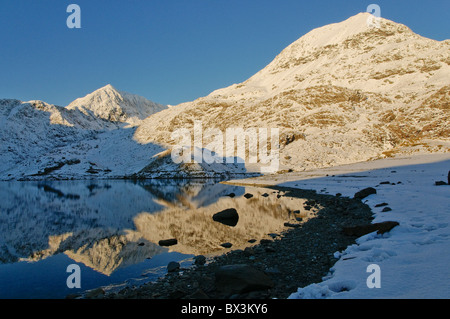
[0,0,449,106]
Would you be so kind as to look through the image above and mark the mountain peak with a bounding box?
[283,12,411,52]
[136,12,449,172]
[67,85,167,124]
[97,84,118,93]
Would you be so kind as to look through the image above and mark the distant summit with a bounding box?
[67,84,167,125]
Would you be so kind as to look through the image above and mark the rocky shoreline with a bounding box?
[80,186,376,300]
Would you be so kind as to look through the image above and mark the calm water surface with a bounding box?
[0,179,316,298]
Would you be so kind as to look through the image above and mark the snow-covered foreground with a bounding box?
[228,153,450,298]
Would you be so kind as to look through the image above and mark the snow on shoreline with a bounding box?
[230,153,450,298]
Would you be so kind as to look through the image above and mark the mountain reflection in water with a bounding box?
[0,179,318,298]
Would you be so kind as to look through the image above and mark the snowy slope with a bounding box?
[226,153,450,298]
[0,86,167,180]
[287,154,450,299]
[67,84,167,127]
[135,12,449,172]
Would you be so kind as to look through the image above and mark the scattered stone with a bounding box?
[220,242,233,248]
[194,255,206,266]
[336,193,342,197]
[137,242,145,246]
[265,267,281,275]
[284,222,301,228]
[342,221,400,237]
[212,208,239,227]
[84,288,105,299]
[243,247,255,256]
[158,238,178,247]
[244,193,254,199]
[215,264,274,295]
[169,290,185,299]
[381,207,392,212]
[187,289,210,299]
[167,261,180,273]
[293,210,300,214]
[265,246,276,253]
[268,233,278,238]
[354,187,377,200]
[247,239,257,243]
[261,193,269,197]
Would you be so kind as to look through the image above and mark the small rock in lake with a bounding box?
[167,261,180,272]
[375,202,389,207]
[435,181,447,186]
[158,238,178,247]
[381,207,392,212]
[212,208,239,227]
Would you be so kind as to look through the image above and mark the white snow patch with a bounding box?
[227,153,450,298]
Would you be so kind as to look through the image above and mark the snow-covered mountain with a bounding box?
[135,12,449,172]
[0,13,448,180]
[0,86,167,180]
[67,84,167,127]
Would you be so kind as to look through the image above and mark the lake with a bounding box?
[0,179,317,299]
